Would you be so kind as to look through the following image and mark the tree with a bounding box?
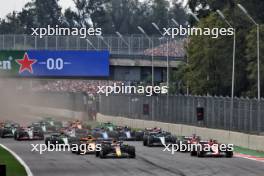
[33,0,63,27]
[0,0,64,34]
[169,0,189,26]
[152,0,170,29]
[245,25,264,97]
[0,12,24,34]
[64,0,109,28]
[181,13,236,96]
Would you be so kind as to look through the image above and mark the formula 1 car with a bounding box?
[63,128,90,138]
[92,128,119,140]
[45,133,72,146]
[143,131,176,147]
[96,140,136,158]
[71,135,98,155]
[97,122,116,131]
[116,126,144,141]
[176,134,201,152]
[14,126,44,140]
[192,139,233,158]
[32,119,63,133]
[0,122,19,138]
[69,120,83,129]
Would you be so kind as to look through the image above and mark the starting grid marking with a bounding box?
[234,153,264,163]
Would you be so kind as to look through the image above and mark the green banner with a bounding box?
[0,50,26,76]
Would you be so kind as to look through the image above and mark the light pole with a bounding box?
[138,26,155,121]
[116,31,130,55]
[216,9,236,132]
[237,3,260,101]
[152,22,170,119]
[151,22,169,90]
[187,14,200,95]
[86,38,97,50]
[137,26,154,87]
[190,13,200,23]
[98,36,111,52]
[216,10,236,99]
[171,18,179,27]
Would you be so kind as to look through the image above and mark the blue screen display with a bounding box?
[18,50,109,77]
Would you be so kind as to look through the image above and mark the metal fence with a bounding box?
[0,34,184,57]
[99,94,264,134]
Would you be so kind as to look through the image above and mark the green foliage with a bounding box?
[183,13,235,96]
[0,146,27,176]
[171,0,264,98]
[0,0,188,35]
[245,25,264,97]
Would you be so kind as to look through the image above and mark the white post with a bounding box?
[257,24,260,101]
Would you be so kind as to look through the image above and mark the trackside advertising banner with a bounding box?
[0,50,109,77]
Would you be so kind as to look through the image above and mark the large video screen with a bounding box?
[0,50,109,77]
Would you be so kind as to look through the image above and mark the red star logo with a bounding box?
[16,53,37,74]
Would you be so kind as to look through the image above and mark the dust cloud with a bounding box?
[0,78,78,126]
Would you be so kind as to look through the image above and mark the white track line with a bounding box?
[234,153,264,163]
[0,144,33,176]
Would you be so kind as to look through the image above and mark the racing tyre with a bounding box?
[197,150,205,157]
[15,133,21,141]
[143,139,147,146]
[128,146,136,158]
[99,150,106,158]
[0,131,4,138]
[147,136,153,147]
[190,151,197,156]
[95,151,100,157]
[45,138,50,147]
[225,151,233,158]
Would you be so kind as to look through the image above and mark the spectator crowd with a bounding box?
[32,80,123,96]
[144,40,185,57]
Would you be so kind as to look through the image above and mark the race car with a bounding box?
[96,140,136,158]
[92,128,118,140]
[192,139,233,158]
[32,119,63,133]
[97,122,116,131]
[143,130,176,147]
[69,120,83,129]
[117,126,144,141]
[14,126,44,140]
[0,122,19,138]
[63,128,90,138]
[71,135,98,155]
[45,133,72,146]
[176,134,201,152]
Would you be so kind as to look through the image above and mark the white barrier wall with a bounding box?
[97,113,264,151]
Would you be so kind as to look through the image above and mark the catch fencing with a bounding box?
[0,34,184,58]
[99,94,264,135]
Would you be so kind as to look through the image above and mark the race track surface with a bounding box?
[0,138,263,176]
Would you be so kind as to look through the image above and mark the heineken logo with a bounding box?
[0,56,12,70]
[0,52,37,74]
[15,53,37,74]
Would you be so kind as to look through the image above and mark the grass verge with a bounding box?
[0,145,27,176]
[234,146,264,157]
